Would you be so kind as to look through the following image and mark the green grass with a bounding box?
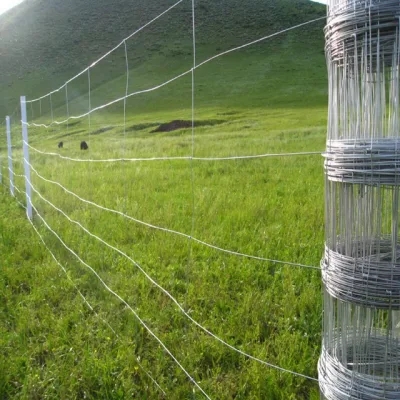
[0,110,326,399]
[0,0,328,398]
[3,92,326,399]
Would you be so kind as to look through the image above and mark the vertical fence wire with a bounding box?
[319,1,400,399]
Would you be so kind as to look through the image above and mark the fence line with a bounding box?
[27,214,167,397]
[9,171,25,179]
[0,98,320,400]
[27,175,318,382]
[26,142,322,162]
[26,192,212,399]
[4,183,27,210]
[7,155,20,164]
[23,15,325,127]
[0,3,326,396]
[28,160,319,270]
[25,0,186,104]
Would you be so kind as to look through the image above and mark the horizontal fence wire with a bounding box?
[22,15,325,127]
[27,142,322,162]
[26,191,212,399]
[28,160,319,270]
[0,1,328,396]
[25,0,186,104]
[26,212,167,397]
[26,170,318,381]
[321,1,400,399]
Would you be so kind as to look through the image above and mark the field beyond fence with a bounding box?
[0,1,327,398]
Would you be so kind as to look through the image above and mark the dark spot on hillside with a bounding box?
[152,120,191,132]
[151,119,226,133]
[91,126,114,135]
[126,122,161,132]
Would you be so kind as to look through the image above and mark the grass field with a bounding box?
[0,1,327,398]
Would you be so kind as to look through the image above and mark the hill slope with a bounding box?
[0,0,325,116]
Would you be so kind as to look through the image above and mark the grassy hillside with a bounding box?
[0,0,327,399]
[0,0,325,115]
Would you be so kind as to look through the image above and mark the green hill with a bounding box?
[0,0,325,116]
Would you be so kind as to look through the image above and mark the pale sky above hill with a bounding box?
[0,0,326,16]
[0,0,24,15]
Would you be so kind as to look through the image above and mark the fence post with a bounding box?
[20,96,32,219]
[6,116,14,196]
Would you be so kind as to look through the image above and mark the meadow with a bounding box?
[0,3,327,399]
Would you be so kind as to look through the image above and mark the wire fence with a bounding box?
[1,1,327,398]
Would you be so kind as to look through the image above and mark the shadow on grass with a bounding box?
[151,119,226,133]
[91,126,114,135]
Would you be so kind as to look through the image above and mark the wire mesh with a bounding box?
[319,291,400,400]
[320,0,400,398]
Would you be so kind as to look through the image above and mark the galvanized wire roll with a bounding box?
[319,335,400,400]
[328,0,398,16]
[322,238,400,308]
[325,0,400,67]
[324,139,400,184]
[322,1,400,398]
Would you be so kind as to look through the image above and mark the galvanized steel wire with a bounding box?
[320,0,400,398]
[325,0,400,67]
[319,336,400,400]
[322,239,400,308]
[324,139,400,184]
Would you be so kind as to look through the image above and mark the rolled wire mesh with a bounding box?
[323,183,400,308]
[328,0,400,18]
[319,291,400,400]
[320,0,400,398]
[324,140,400,184]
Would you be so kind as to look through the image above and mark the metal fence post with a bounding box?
[6,116,14,196]
[21,96,32,219]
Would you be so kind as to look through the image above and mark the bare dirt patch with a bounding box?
[151,119,226,133]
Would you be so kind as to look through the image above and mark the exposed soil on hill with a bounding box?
[152,119,226,133]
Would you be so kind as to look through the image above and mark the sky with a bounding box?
[0,0,327,16]
[0,0,25,15]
